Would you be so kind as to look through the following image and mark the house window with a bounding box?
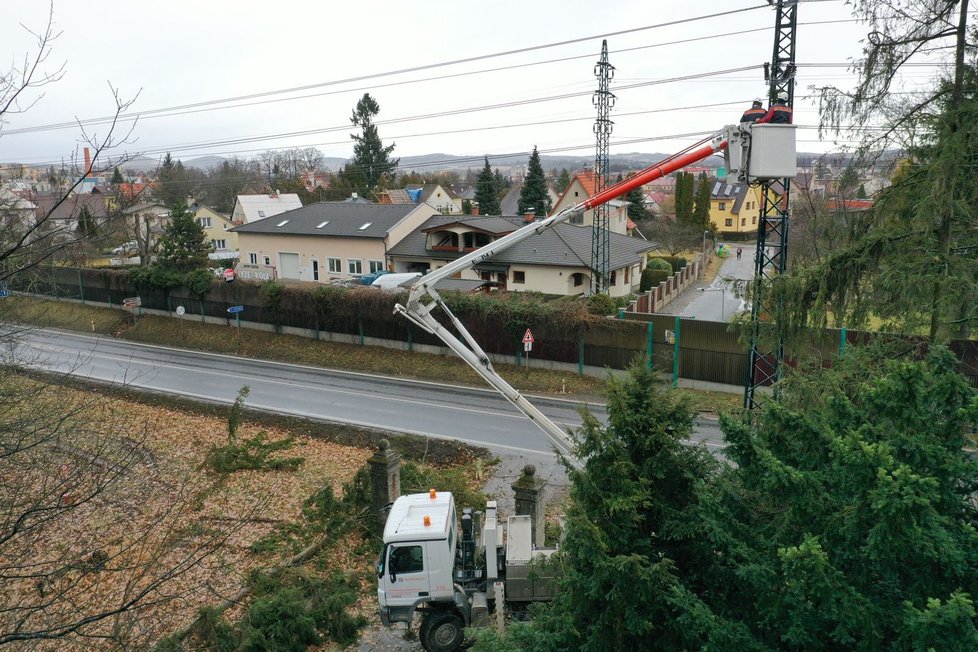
[513,271,526,284]
[312,259,319,281]
[348,259,363,275]
[752,215,757,224]
[249,253,257,265]
[263,256,271,265]
[610,270,617,286]
[718,202,726,210]
[212,239,227,250]
[328,257,341,273]
[258,210,266,217]
[572,273,585,287]
[741,218,746,226]
[570,212,584,225]
[724,218,733,227]
[369,260,384,274]
[198,217,211,228]
[624,266,630,284]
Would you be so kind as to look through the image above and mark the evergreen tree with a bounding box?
[787,1,978,340]
[493,169,511,202]
[111,166,124,184]
[555,168,571,194]
[856,183,867,199]
[474,157,500,216]
[517,146,551,218]
[340,93,398,197]
[692,171,711,228]
[674,171,694,223]
[76,206,97,239]
[624,185,648,221]
[156,203,211,273]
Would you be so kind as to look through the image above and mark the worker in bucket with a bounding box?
[740,99,766,123]
[757,94,793,124]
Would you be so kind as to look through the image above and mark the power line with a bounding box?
[2,4,773,136]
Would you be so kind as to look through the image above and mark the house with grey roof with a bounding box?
[231,201,440,282]
[387,215,658,298]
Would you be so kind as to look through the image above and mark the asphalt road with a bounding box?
[10,329,726,456]
[680,243,756,322]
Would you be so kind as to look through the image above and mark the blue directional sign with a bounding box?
[227,305,244,314]
[0,283,8,298]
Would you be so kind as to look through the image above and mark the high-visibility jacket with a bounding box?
[740,107,767,123]
[757,103,792,124]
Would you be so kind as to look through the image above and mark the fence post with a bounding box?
[839,326,847,356]
[578,333,584,375]
[516,339,522,368]
[672,316,680,388]
[407,323,413,352]
[167,296,172,317]
[77,270,85,303]
[315,318,320,341]
[200,301,205,323]
[358,318,364,345]
[646,322,654,371]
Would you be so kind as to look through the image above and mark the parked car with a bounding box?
[111,241,138,255]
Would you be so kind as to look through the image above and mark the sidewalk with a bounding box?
[662,243,756,321]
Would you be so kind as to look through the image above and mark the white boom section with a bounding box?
[394,132,729,464]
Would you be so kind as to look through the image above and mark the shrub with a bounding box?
[585,293,616,316]
[205,386,304,473]
[645,258,672,273]
[648,255,687,273]
[640,268,671,292]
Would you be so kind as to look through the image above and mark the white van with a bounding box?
[371,272,421,292]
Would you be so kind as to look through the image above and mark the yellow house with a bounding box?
[191,206,240,254]
[708,182,763,237]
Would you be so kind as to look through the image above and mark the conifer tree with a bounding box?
[555,168,571,193]
[111,166,124,184]
[674,171,694,223]
[517,146,551,217]
[340,93,398,197]
[156,203,211,273]
[692,171,711,228]
[474,158,500,215]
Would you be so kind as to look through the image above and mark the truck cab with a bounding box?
[378,490,458,627]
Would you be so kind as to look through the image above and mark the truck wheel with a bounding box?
[420,611,464,652]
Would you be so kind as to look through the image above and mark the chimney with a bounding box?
[471,205,479,216]
[523,208,536,223]
[83,147,92,177]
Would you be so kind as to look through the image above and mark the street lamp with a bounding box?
[702,230,710,255]
[699,286,726,322]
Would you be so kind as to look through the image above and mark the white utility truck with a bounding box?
[377,490,556,652]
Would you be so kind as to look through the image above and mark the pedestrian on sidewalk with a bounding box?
[736,247,742,260]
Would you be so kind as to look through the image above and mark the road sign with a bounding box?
[522,328,534,344]
[122,296,141,309]
[227,305,244,314]
[664,329,675,344]
[223,268,235,283]
[524,341,532,352]
[0,282,8,298]
[176,305,186,316]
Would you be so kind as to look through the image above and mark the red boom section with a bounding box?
[582,138,728,212]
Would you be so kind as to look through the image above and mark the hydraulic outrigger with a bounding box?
[395,132,731,461]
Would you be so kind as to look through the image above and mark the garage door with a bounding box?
[279,252,300,279]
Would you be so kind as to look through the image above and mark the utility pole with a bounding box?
[591,39,615,294]
[744,0,798,410]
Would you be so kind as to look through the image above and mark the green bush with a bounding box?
[400,461,488,511]
[645,258,673,273]
[640,269,671,292]
[204,431,304,473]
[585,293,616,316]
[647,255,687,273]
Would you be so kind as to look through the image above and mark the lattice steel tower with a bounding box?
[591,39,615,294]
[744,0,798,410]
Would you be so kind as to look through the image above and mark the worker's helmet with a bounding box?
[752,99,763,108]
[776,93,788,104]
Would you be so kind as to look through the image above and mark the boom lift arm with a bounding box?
[395,132,729,462]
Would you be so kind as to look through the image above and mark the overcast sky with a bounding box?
[0,1,948,170]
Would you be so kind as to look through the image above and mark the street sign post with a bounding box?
[522,329,534,372]
[223,268,235,283]
[122,296,141,309]
[227,305,243,339]
[0,282,8,298]
[176,305,186,316]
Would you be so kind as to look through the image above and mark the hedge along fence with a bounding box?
[22,266,977,388]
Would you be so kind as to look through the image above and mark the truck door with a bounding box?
[387,543,431,603]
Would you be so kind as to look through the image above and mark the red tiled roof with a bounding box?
[826,198,874,210]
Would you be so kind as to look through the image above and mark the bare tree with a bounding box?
[0,8,251,647]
